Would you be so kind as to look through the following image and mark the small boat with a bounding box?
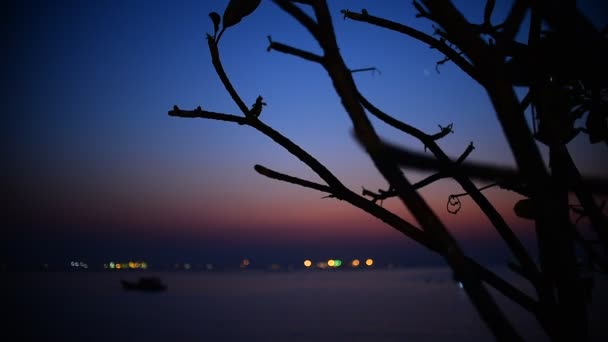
[121,276,167,292]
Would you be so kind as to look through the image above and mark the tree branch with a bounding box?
[273,0,321,40]
[312,1,522,338]
[340,8,480,83]
[500,0,529,43]
[169,106,248,125]
[267,36,324,64]
[254,164,335,195]
[207,36,249,115]
[362,171,447,204]
[385,142,608,195]
[358,92,542,288]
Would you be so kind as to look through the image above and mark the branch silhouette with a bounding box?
[171,1,608,340]
[341,8,479,83]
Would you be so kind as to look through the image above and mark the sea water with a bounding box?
[3,268,607,341]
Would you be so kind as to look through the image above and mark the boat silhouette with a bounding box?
[121,276,167,292]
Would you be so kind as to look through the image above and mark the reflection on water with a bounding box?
[3,268,607,341]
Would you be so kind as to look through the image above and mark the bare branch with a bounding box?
[430,123,454,141]
[206,35,249,115]
[456,142,475,164]
[169,106,248,125]
[313,1,523,337]
[362,171,447,204]
[447,183,499,215]
[357,92,541,287]
[467,257,539,314]
[288,0,313,5]
[385,143,608,195]
[267,36,324,64]
[254,164,335,195]
[350,67,381,75]
[273,0,320,40]
[340,8,480,83]
[500,0,529,43]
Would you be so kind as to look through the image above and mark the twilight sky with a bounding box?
[3,0,607,268]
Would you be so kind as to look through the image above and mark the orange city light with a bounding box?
[365,258,374,266]
[303,259,312,268]
[351,259,360,267]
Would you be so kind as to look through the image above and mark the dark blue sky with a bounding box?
[3,0,607,268]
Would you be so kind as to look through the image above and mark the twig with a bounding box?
[254,164,336,195]
[340,8,479,83]
[267,36,324,64]
[358,92,542,287]
[273,0,320,40]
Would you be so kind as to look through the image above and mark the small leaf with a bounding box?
[209,12,221,35]
[222,0,262,30]
[514,199,534,220]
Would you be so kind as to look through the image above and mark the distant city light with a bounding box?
[141,262,148,269]
[69,261,88,269]
[128,261,136,269]
[327,259,335,267]
[334,259,342,267]
[184,263,191,270]
[116,264,122,269]
[109,262,115,269]
[351,259,360,267]
[316,261,328,269]
[458,282,464,289]
[242,259,250,266]
[365,258,374,266]
[205,264,214,270]
[303,259,312,268]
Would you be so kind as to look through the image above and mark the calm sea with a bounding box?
[3,268,607,341]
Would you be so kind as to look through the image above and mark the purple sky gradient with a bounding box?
[3,0,607,267]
